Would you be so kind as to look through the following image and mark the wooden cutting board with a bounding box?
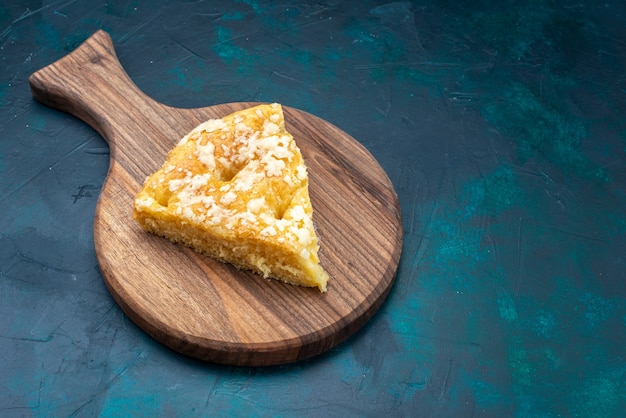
[29,30,403,366]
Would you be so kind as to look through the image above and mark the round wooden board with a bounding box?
[29,30,403,366]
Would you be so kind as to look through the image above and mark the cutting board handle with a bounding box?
[28,30,161,148]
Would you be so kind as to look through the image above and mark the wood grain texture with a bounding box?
[28,30,403,366]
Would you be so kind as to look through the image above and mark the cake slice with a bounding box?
[133,103,329,292]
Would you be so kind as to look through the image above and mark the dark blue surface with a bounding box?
[1,1,625,416]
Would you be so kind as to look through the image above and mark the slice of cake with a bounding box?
[133,103,329,292]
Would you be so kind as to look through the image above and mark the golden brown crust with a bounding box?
[133,103,328,291]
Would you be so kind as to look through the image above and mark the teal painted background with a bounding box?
[1,1,625,416]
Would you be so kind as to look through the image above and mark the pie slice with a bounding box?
[133,103,329,292]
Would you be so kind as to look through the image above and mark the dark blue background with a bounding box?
[1,1,625,416]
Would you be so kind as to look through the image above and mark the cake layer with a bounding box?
[133,103,329,292]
